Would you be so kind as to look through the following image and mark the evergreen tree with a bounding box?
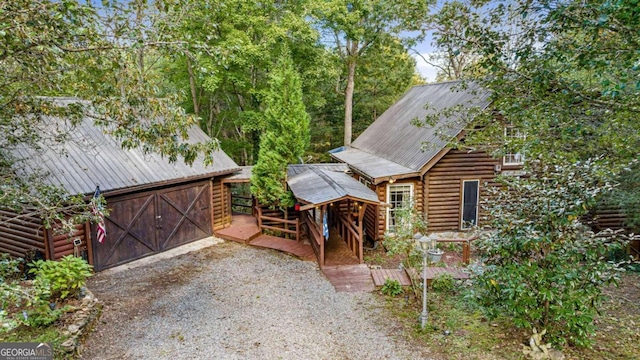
[251,52,310,209]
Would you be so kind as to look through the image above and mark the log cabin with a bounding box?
[329,80,515,243]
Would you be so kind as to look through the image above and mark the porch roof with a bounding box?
[328,147,418,182]
[287,166,381,209]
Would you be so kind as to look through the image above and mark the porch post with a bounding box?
[357,203,367,264]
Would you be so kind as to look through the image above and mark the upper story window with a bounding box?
[359,176,371,188]
[503,125,525,166]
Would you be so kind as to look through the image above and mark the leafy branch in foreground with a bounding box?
[472,158,632,347]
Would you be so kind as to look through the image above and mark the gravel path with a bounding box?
[80,241,433,360]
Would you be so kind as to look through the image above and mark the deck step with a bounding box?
[371,268,412,286]
[322,264,375,292]
[249,234,316,261]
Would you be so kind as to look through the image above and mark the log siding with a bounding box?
[425,150,499,232]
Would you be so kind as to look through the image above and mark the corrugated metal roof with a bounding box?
[287,166,380,206]
[287,163,349,177]
[331,81,491,177]
[327,148,417,180]
[11,99,240,196]
[224,166,253,182]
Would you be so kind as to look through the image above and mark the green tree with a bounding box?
[0,0,219,232]
[250,52,310,209]
[311,0,430,146]
[474,158,627,347]
[161,0,333,165]
[417,0,640,347]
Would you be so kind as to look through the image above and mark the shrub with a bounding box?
[0,253,23,283]
[30,255,93,301]
[472,158,629,347]
[24,304,62,327]
[431,273,455,293]
[381,278,404,296]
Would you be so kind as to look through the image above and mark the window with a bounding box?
[461,180,479,230]
[359,176,371,188]
[386,183,413,232]
[504,126,525,165]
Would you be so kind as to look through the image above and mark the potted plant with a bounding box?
[427,247,444,263]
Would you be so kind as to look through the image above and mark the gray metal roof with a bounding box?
[12,99,240,196]
[223,166,253,182]
[331,81,491,178]
[287,166,380,206]
[287,163,349,177]
[326,148,417,180]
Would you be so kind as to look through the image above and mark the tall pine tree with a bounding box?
[251,51,310,209]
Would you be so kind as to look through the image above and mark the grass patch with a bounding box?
[383,287,524,359]
[380,273,640,360]
[0,324,71,359]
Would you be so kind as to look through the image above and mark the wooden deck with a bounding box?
[424,267,470,280]
[406,267,470,284]
[322,228,359,267]
[214,214,261,243]
[249,234,315,261]
[322,264,375,292]
[371,268,412,286]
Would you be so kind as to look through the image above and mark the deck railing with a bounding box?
[301,211,324,266]
[256,206,300,242]
[433,236,477,265]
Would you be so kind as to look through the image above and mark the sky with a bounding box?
[413,53,438,82]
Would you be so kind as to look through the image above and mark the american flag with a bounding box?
[92,186,106,244]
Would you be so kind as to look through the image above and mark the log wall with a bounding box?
[46,222,90,261]
[425,150,500,232]
[212,177,231,230]
[0,210,46,258]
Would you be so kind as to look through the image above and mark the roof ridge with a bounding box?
[311,167,347,197]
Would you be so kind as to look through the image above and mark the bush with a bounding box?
[431,273,455,293]
[0,253,23,283]
[473,159,628,347]
[30,255,93,301]
[381,278,404,296]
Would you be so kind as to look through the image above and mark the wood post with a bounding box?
[84,220,94,265]
[358,203,367,264]
[43,228,55,261]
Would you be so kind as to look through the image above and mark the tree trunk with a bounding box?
[186,57,199,116]
[344,57,357,147]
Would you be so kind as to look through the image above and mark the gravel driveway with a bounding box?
[80,240,433,360]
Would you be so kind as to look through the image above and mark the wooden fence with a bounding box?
[256,206,300,242]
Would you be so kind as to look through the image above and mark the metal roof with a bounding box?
[223,166,253,182]
[287,163,349,177]
[326,148,417,180]
[287,166,380,206]
[331,81,491,178]
[12,99,240,196]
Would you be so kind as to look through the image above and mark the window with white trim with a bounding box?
[386,183,413,232]
[503,126,525,165]
[461,180,479,230]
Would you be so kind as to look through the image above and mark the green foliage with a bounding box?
[30,256,92,301]
[423,0,640,223]
[310,0,430,145]
[1,0,221,231]
[472,158,628,347]
[383,201,427,270]
[431,273,455,293]
[0,254,23,283]
[610,160,640,232]
[381,278,404,296]
[251,51,310,209]
[24,305,62,328]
